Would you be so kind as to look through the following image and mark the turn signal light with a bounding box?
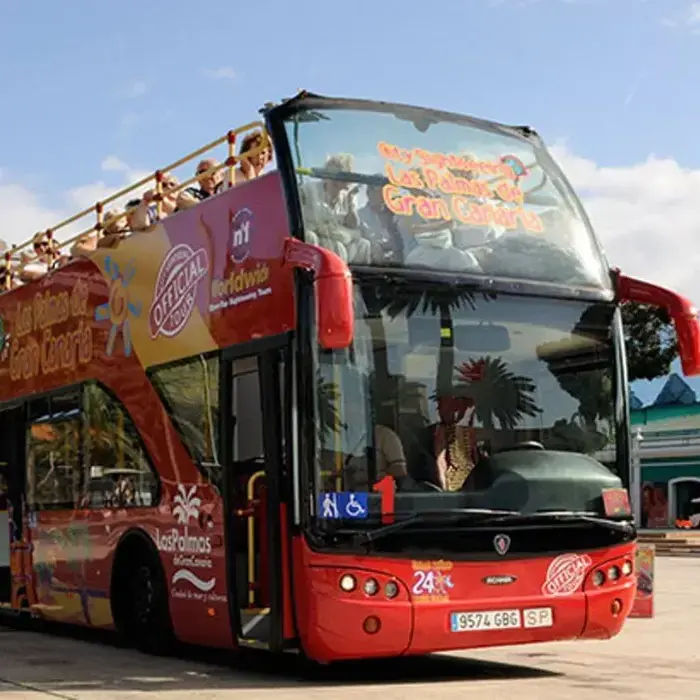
[385,581,399,599]
[339,574,356,592]
[607,566,620,581]
[611,598,623,616]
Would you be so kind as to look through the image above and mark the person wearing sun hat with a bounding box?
[19,232,64,282]
[96,209,130,249]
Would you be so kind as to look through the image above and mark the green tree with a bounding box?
[621,301,678,381]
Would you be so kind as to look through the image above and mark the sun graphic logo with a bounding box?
[94,257,141,356]
[172,484,201,525]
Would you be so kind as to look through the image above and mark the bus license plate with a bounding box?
[450,609,521,632]
[523,607,554,628]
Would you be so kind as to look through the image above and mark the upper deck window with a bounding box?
[284,105,611,290]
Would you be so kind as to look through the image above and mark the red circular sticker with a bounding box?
[149,244,209,339]
[541,553,592,596]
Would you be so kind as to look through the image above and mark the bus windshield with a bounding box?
[284,104,610,290]
[312,280,621,531]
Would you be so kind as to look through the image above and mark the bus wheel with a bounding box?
[112,545,174,655]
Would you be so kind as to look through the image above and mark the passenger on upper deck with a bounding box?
[70,226,100,258]
[0,243,19,291]
[127,173,181,231]
[358,182,404,264]
[228,130,273,186]
[178,158,224,209]
[19,233,66,283]
[96,209,130,249]
[300,153,371,264]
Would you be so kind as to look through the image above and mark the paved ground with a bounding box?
[0,557,698,699]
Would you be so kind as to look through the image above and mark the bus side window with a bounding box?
[148,354,221,485]
[232,357,264,465]
[0,464,7,511]
[82,384,158,509]
[27,419,81,510]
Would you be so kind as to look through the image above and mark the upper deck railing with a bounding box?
[1,120,273,291]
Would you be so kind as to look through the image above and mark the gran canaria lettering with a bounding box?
[9,279,93,381]
[382,185,543,233]
[377,141,544,234]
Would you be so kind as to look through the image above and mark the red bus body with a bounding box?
[0,94,696,662]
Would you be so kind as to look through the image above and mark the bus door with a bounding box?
[0,445,10,603]
[222,345,288,651]
[0,407,27,607]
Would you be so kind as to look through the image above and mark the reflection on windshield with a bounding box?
[285,107,610,289]
[313,284,620,524]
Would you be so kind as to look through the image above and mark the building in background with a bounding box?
[630,374,700,529]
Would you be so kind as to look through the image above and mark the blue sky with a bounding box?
[2,0,700,404]
[3,0,700,187]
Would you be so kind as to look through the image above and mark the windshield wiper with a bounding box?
[348,508,520,545]
[343,509,633,546]
[476,510,635,534]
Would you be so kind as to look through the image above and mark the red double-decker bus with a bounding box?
[0,92,698,661]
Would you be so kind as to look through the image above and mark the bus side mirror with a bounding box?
[617,272,700,376]
[284,237,354,350]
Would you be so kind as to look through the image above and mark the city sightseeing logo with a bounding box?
[155,484,215,593]
[541,553,592,597]
[149,244,209,339]
[209,207,271,312]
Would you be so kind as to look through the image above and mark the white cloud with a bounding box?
[689,1,700,24]
[0,184,62,248]
[661,2,700,30]
[0,157,156,251]
[101,155,129,172]
[550,142,700,303]
[203,66,236,82]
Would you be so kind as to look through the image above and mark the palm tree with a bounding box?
[454,356,541,430]
[370,283,487,400]
[315,369,345,444]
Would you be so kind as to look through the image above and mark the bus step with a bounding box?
[240,608,271,642]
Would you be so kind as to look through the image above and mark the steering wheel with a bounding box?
[417,480,443,492]
[495,441,545,453]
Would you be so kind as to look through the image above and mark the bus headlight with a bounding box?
[621,560,633,576]
[363,578,379,596]
[592,570,605,586]
[607,566,620,581]
[339,574,357,592]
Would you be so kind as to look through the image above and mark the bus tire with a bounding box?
[111,535,174,655]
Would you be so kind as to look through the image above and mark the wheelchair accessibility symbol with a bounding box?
[345,494,366,518]
[318,492,369,519]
